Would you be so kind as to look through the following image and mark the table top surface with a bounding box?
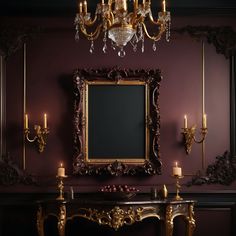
[38,192,196,206]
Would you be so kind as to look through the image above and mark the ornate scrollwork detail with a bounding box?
[36,206,44,236]
[187,151,236,186]
[186,204,196,235]
[76,206,152,230]
[166,205,174,236]
[0,25,41,59]
[58,205,66,236]
[73,67,162,176]
[174,26,236,59]
[0,154,37,185]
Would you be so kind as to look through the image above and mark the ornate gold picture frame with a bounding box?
[73,68,162,176]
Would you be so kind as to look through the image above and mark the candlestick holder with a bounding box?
[56,175,68,200]
[182,126,207,154]
[24,125,49,153]
[172,175,184,201]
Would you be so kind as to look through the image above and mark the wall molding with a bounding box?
[174,26,236,186]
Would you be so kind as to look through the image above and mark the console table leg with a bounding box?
[186,204,196,236]
[58,204,66,236]
[166,205,174,236]
[37,206,44,236]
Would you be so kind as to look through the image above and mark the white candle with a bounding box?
[102,0,104,4]
[44,113,47,129]
[83,0,87,13]
[163,0,166,12]
[25,114,29,129]
[202,114,207,128]
[184,115,188,129]
[173,162,182,176]
[57,163,65,177]
[79,2,83,13]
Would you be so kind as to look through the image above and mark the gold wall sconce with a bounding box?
[24,113,49,153]
[182,114,207,154]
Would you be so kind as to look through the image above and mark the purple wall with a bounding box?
[2,15,236,193]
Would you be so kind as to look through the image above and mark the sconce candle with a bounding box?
[184,115,188,129]
[173,162,182,176]
[44,114,47,129]
[25,114,29,129]
[57,163,65,177]
[202,114,207,128]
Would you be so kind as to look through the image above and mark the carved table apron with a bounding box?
[37,197,196,236]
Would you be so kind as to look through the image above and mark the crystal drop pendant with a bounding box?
[89,40,94,54]
[152,41,157,51]
[118,47,126,57]
[75,32,80,41]
[141,40,145,53]
[103,44,107,53]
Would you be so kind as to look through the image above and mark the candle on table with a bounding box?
[57,163,65,177]
[173,162,182,176]
[202,114,207,128]
[25,114,29,129]
[184,115,188,129]
[44,113,47,129]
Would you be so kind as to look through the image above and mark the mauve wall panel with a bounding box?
[2,15,236,193]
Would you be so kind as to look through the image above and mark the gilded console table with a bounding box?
[37,194,196,236]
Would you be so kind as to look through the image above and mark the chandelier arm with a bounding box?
[84,14,98,26]
[80,24,102,40]
[141,22,165,41]
[106,11,115,28]
[130,14,143,26]
[148,12,162,25]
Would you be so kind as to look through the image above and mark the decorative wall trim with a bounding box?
[0,154,37,185]
[230,56,236,158]
[0,26,41,183]
[187,151,236,186]
[0,26,40,59]
[175,26,236,186]
[174,26,236,59]
[0,55,6,159]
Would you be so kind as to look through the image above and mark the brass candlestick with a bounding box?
[172,175,184,201]
[56,175,67,200]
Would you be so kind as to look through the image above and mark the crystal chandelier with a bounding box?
[74,0,171,57]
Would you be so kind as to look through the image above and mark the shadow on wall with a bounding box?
[57,74,74,173]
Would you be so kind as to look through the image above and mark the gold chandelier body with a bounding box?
[74,0,170,57]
